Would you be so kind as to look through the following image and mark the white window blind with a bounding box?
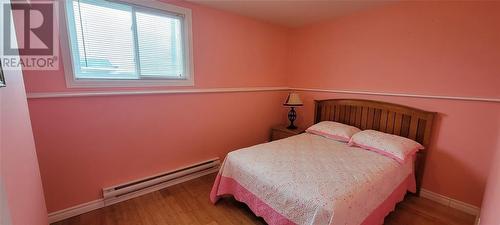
[65,0,190,84]
[136,11,183,77]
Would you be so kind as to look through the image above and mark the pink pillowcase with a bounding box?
[306,121,361,142]
[348,130,424,164]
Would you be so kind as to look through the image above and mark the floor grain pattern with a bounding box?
[54,173,475,225]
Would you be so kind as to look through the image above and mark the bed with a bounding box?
[210,99,436,225]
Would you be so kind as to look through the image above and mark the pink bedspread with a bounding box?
[210,133,416,225]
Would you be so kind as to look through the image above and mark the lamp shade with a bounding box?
[284,92,303,106]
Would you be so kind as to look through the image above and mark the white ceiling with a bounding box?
[187,0,391,28]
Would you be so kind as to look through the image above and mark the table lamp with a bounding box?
[283,92,303,130]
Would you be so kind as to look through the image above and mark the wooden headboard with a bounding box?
[314,99,436,195]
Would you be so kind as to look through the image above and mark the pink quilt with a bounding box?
[210,133,416,225]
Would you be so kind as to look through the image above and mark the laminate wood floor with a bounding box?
[54,173,476,225]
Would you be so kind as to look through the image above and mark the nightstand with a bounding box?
[270,125,305,141]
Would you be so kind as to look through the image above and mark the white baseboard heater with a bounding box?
[103,157,220,206]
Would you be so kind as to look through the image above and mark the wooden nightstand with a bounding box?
[270,125,305,141]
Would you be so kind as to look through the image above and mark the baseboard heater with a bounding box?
[102,157,220,206]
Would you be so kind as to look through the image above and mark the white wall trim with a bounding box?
[26,87,500,103]
[26,86,289,99]
[48,199,104,224]
[293,87,500,103]
[420,189,480,216]
[48,186,481,223]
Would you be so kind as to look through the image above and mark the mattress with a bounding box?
[210,133,416,225]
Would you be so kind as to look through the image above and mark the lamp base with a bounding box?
[287,107,297,130]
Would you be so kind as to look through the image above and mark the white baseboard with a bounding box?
[48,199,104,224]
[48,169,219,224]
[48,182,480,223]
[420,189,480,216]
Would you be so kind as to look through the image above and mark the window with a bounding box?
[62,0,193,87]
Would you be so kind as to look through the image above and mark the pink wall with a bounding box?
[23,0,288,212]
[479,117,500,225]
[287,1,500,206]
[0,56,48,224]
[288,1,500,98]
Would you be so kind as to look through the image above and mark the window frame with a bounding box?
[61,0,194,88]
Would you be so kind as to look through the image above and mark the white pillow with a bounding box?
[349,130,424,163]
[306,121,361,142]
